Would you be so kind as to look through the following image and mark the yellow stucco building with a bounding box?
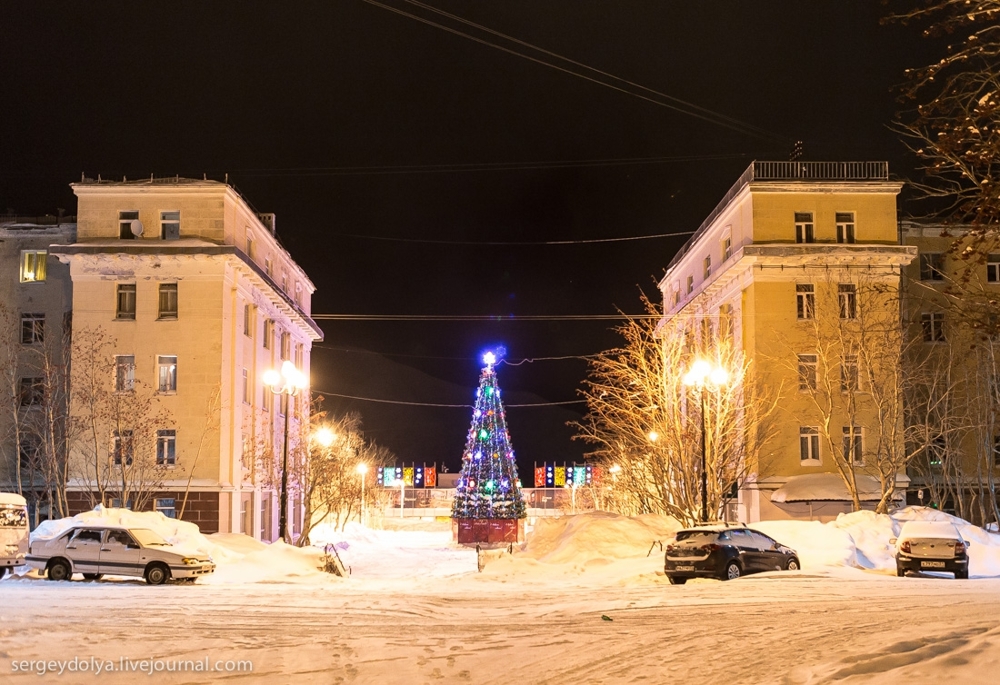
[659,162,916,522]
[52,177,322,539]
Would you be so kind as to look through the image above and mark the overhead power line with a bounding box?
[314,388,586,408]
[311,314,659,321]
[312,343,600,363]
[361,0,791,144]
[334,229,696,245]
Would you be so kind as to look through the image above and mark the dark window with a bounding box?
[156,429,176,466]
[158,283,178,319]
[243,304,253,337]
[160,211,180,240]
[988,255,1000,283]
[21,313,44,344]
[263,320,274,349]
[73,529,103,544]
[113,430,134,466]
[18,434,41,469]
[920,253,944,281]
[922,312,945,342]
[842,426,863,464]
[795,213,814,243]
[796,284,815,320]
[838,284,857,319]
[841,354,859,392]
[19,377,44,407]
[800,426,820,461]
[155,498,177,518]
[926,434,946,468]
[798,354,817,392]
[116,284,136,320]
[836,212,856,244]
[118,211,139,240]
[115,355,135,392]
[993,435,1000,468]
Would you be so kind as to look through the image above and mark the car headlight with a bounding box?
[181,557,201,565]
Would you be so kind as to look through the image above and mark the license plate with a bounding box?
[920,560,946,568]
[675,565,694,571]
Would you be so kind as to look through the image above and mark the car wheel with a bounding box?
[145,563,170,586]
[955,570,969,580]
[724,561,741,581]
[0,567,6,580]
[47,559,71,582]
[82,573,103,581]
[668,576,687,585]
[896,566,905,577]
[785,558,800,571]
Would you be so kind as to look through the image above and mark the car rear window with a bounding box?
[675,531,719,543]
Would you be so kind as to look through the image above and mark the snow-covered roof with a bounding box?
[770,473,887,503]
[0,492,27,506]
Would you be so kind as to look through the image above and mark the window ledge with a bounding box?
[799,460,822,467]
[157,315,178,321]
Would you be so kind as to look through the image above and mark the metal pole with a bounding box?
[360,473,366,526]
[399,482,405,518]
[700,387,708,524]
[279,391,290,542]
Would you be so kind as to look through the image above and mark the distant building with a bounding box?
[0,217,76,523]
[51,178,322,539]
[659,161,916,522]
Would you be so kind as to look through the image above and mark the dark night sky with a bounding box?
[1,2,940,473]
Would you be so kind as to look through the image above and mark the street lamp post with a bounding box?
[357,462,369,526]
[263,360,308,543]
[682,359,728,524]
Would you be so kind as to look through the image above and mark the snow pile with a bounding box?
[516,511,679,565]
[29,506,336,584]
[751,519,860,568]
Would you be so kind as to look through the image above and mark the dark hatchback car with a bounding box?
[664,525,800,584]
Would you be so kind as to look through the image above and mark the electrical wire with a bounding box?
[312,343,600,363]
[334,229,696,245]
[361,0,790,144]
[311,314,660,321]
[314,388,586,408]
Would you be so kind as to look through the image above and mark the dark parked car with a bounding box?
[664,525,800,584]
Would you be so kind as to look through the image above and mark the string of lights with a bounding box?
[311,313,660,321]
[311,343,600,363]
[313,388,585,408]
[332,229,696,245]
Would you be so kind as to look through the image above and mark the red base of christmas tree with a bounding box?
[453,518,525,546]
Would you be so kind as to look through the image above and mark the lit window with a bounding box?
[836,212,855,244]
[842,426,863,464]
[160,211,180,240]
[116,284,136,320]
[115,355,135,392]
[838,284,857,319]
[158,283,178,319]
[926,434,946,468]
[799,426,820,462]
[156,430,176,466]
[20,250,47,283]
[796,284,815,320]
[795,213,814,244]
[154,498,176,518]
[113,430,134,466]
[119,211,139,240]
[988,255,1000,283]
[920,253,944,281]
[21,313,44,344]
[798,354,817,392]
[922,312,945,342]
[157,355,178,392]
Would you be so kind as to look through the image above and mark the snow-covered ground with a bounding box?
[2,507,1000,683]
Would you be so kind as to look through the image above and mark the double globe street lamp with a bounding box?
[682,359,729,524]
[263,360,308,542]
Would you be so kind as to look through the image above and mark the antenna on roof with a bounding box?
[80,172,85,182]
[225,173,228,185]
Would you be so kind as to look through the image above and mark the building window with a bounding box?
[157,355,178,392]
[282,272,288,293]
[798,354,818,392]
[722,235,732,261]
[115,355,135,392]
[156,429,176,466]
[20,250,47,283]
[836,213,856,244]
[841,354,859,392]
[113,430,134,466]
[243,368,251,404]
[263,319,274,349]
[116,284,136,320]
[294,343,304,368]
[800,426,820,462]
[158,283,178,319]
[119,211,139,240]
[842,426,863,464]
[994,435,1000,468]
[160,211,180,240]
[922,312,945,342]
[719,304,734,340]
[795,213,814,243]
[18,434,41,469]
[926,434,946,468]
[263,386,272,412]
[703,256,712,280]
[21,313,45,344]
[686,275,694,295]
[920,253,945,281]
[988,255,1000,283]
[246,232,255,259]
[796,284,815,320]
[838,284,857,319]
[244,303,253,337]
[280,331,291,360]
[154,498,177,519]
[265,258,273,277]
[19,377,44,407]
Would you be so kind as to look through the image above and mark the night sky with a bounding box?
[2,2,940,474]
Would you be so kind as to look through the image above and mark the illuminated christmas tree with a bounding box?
[452,351,526,537]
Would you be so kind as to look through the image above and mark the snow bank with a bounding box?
[751,520,859,568]
[517,511,680,565]
[29,506,337,584]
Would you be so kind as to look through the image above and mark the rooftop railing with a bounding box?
[667,161,891,269]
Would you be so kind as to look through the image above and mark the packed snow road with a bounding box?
[2,570,1000,684]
